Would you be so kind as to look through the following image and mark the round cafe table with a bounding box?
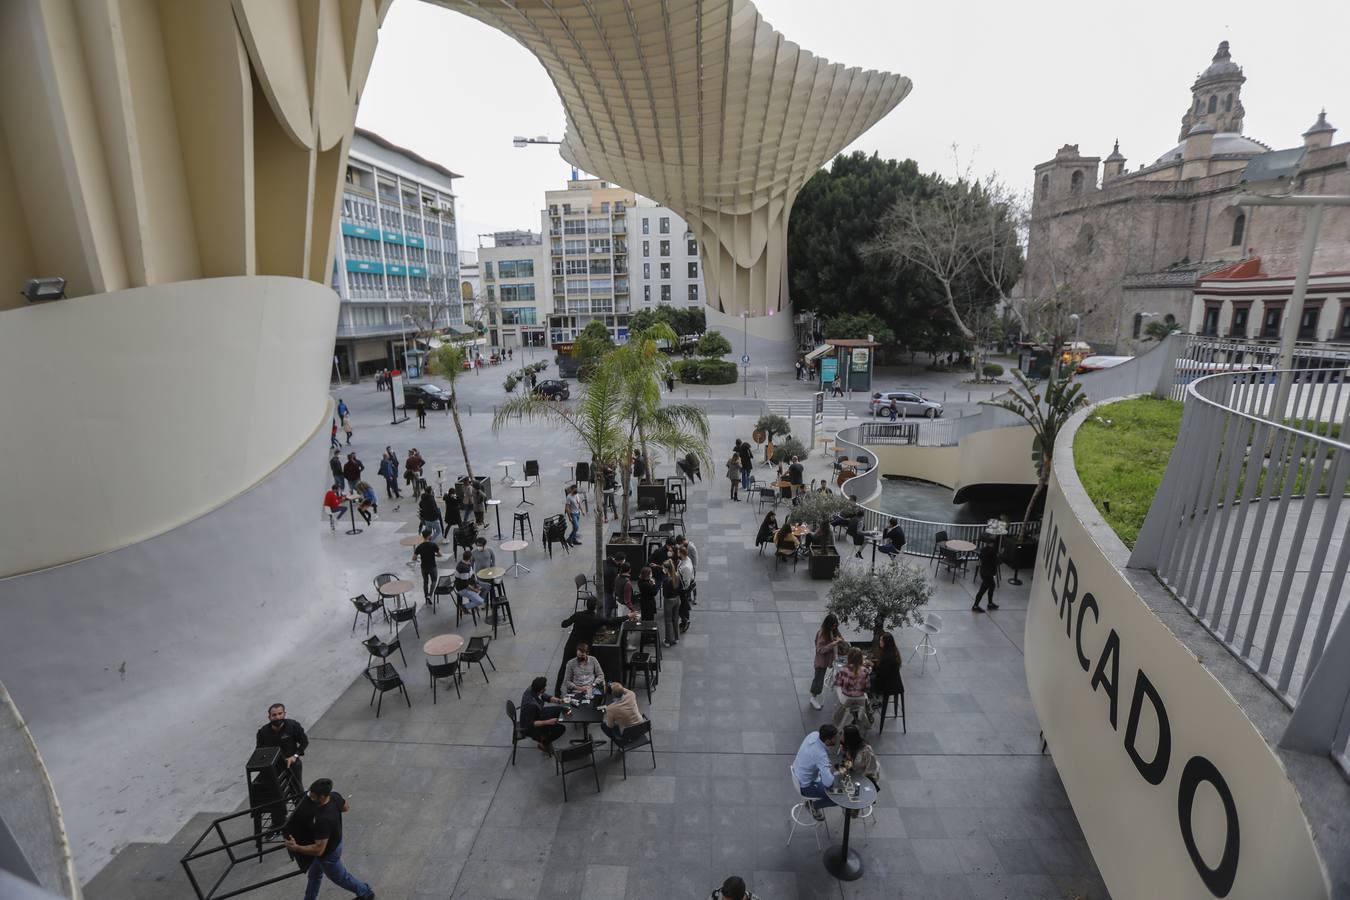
[945,539,977,553]
[342,493,362,535]
[377,578,415,609]
[485,498,504,538]
[423,633,464,661]
[791,524,811,538]
[822,778,878,881]
[477,566,506,583]
[399,535,423,547]
[497,460,516,484]
[500,539,530,577]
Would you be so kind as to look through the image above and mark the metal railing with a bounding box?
[1130,368,1350,767]
[1169,333,1350,401]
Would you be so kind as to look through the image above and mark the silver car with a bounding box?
[869,390,943,419]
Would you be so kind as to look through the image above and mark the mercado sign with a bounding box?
[1025,473,1326,899]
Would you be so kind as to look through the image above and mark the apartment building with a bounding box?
[331,128,463,379]
[479,231,550,348]
[630,200,706,316]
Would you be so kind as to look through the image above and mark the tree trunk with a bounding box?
[592,455,605,592]
[939,279,975,340]
[1020,470,1048,530]
[449,386,475,482]
[619,459,633,537]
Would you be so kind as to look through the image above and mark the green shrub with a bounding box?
[695,330,733,357]
[754,414,791,442]
[503,375,518,393]
[672,358,737,384]
[982,363,1004,378]
[772,435,810,464]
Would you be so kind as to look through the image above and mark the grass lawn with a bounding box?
[1074,396,1184,548]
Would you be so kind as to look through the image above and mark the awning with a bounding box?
[448,324,475,335]
[803,343,833,363]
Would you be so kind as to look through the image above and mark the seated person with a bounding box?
[879,517,906,557]
[830,495,863,531]
[712,876,759,900]
[519,676,565,754]
[562,643,605,697]
[470,537,495,572]
[356,480,378,525]
[836,724,883,791]
[452,552,486,608]
[323,487,347,522]
[791,724,841,820]
[755,512,779,549]
[600,681,643,743]
[774,522,799,556]
[832,648,873,728]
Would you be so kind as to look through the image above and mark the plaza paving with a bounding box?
[84,360,1105,900]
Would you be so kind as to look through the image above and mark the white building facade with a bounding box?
[630,200,706,317]
[479,231,550,348]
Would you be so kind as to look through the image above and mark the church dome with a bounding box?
[1197,41,1242,82]
[1154,132,1269,165]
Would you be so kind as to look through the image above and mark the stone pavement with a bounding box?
[84,369,1104,900]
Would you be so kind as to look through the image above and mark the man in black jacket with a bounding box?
[519,676,566,754]
[256,703,309,790]
[555,597,627,695]
[880,518,906,557]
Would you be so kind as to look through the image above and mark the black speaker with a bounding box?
[574,461,591,483]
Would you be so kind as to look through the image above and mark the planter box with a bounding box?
[1001,538,1038,574]
[809,548,841,580]
[636,480,668,513]
[606,536,647,573]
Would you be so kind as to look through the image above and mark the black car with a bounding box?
[533,379,570,400]
[400,383,452,410]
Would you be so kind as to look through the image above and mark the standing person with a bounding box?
[404,450,424,494]
[330,419,341,450]
[519,677,565,755]
[791,725,841,820]
[972,540,1001,612]
[385,447,401,498]
[341,453,363,492]
[787,455,805,493]
[879,517,906,557]
[336,397,349,422]
[726,450,742,500]
[676,547,695,633]
[282,779,375,900]
[328,450,344,487]
[418,489,442,542]
[737,440,753,491]
[255,703,309,789]
[411,529,441,604]
[809,614,845,710]
[442,484,462,547]
[466,477,486,526]
[564,485,583,546]
[609,562,634,618]
[676,535,697,605]
[795,360,803,381]
[660,559,681,647]
[416,399,427,429]
[636,566,658,622]
[888,398,899,422]
[341,413,353,445]
[377,452,398,499]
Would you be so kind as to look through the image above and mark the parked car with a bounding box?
[400,383,452,410]
[533,379,571,400]
[1075,355,1133,375]
[869,390,943,419]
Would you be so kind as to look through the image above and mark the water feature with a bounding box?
[877,475,1029,524]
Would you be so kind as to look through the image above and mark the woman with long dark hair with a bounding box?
[809,613,845,710]
[755,511,778,550]
[838,724,882,790]
[870,632,904,726]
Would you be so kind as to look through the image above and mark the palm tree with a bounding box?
[427,344,476,483]
[493,361,629,588]
[982,367,1087,527]
[609,324,711,536]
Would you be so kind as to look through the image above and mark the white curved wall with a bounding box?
[705,305,797,372]
[0,277,338,576]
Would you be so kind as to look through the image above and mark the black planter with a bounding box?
[606,536,646,573]
[809,547,841,580]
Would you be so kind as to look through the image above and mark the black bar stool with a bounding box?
[512,511,533,540]
[626,651,656,703]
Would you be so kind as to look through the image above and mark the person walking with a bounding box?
[971,540,1000,612]
[282,778,375,900]
[418,489,442,542]
[330,419,341,451]
[255,703,309,790]
[336,398,348,422]
[442,484,462,547]
[378,452,400,500]
[809,613,845,710]
[341,453,363,492]
[726,450,741,500]
[416,400,427,429]
[411,528,440,604]
[341,413,353,445]
[564,485,583,546]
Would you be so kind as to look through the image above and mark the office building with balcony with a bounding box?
[543,179,634,344]
[630,201,707,316]
[331,128,463,379]
[479,231,550,348]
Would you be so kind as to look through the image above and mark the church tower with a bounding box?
[1178,41,1246,141]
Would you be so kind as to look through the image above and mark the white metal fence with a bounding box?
[1130,367,1350,771]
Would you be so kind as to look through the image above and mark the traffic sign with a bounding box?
[741,354,750,364]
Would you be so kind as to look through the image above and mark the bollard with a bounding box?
[467,404,472,416]
[942,391,947,402]
[966,392,971,403]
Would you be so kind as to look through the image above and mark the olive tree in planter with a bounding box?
[827,560,933,645]
[789,492,855,579]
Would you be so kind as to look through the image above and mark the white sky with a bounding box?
[355,0,1349,251]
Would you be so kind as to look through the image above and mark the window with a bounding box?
[1261,305,1282,339]
[1339,304,1350,341]
[644,285,651,302]
[1069,171,1084,195]
[687,262,698,279]
[1039,174,1049,199]
[659,217,670,234]
[1224,93,1233,112]
[497,259,534,279]
[1207,95,1217,114]
[642,218,650,235]
[687,237,697,256]
[601,202,610,213]
[482,261,493,279]
[643,263,650,279]
[1230,306,1249,338]
[688,284,699,302]
[486,286,496,301]
[1132,312,1143,339]
[660,284,671,302]
[1230,213,1245,248]
[1298,305,1322,340]
[660,263,670,279]
[642,241,650,257]
[566,259,588,275]
[1201,306,1220,336]
[499,284,535,303]
[660,240,670,257]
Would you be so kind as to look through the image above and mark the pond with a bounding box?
[876,475,1029,524]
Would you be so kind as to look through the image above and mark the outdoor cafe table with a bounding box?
[822,777,878,881]
[377,579,415,609]
[423,633,464,661]
[341,493,362,535]
[556,697,607,748]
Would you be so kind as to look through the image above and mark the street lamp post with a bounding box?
[741,312,749,396]
[401,314,415,381]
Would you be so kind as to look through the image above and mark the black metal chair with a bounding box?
[506,700,531,765]
[608,720,655,779]
[930,530,949,572]
[523,459,540,485]
[373,572,399,596]
[388,602,420,638]
[364,664,410,718]
[451,588,481,628]
[555,740,600,801]
[756,488,776,513]
[459,635,495,683]
[362,635,405,668]
[775,545,799,570]
[433,575,457,612]
[575,574,597,610]
[426,658,463,702]
[542,514,569,558]
[349,594,385,635]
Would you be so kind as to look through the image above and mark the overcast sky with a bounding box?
[356,0,1348,252]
